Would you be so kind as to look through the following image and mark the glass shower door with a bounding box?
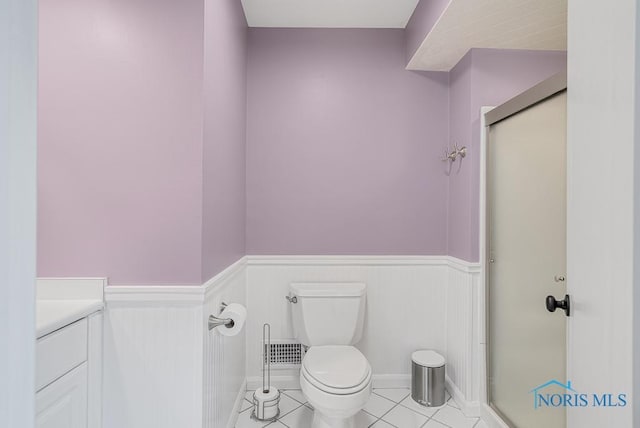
[487,91,567,428]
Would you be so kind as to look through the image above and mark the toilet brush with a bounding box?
[252,323,280,421]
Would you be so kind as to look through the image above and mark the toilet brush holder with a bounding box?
[252,323,280,421]
[252,388,280,421]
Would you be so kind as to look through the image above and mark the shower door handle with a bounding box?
[546,294,570,317]
[285,295,297,304]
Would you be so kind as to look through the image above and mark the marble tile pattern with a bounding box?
[236,388,485,428]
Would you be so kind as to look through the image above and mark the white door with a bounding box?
[36,364,88,428]
[566,1,637,427]
[0,1,38,427]
[488,91,567,428]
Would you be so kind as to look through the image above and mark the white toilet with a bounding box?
[288,283,371,428]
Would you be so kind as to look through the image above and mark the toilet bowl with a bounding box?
[299,345,372,428]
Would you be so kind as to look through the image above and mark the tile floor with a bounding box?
[236,387,488,428]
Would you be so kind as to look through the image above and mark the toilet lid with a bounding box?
[302,346,371,390]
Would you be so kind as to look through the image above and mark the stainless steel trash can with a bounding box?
[411,350,445,407]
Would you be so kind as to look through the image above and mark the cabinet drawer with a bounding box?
[36,318,88,391]
[36,363,88,428]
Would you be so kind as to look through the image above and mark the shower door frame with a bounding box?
[479,73,568,428]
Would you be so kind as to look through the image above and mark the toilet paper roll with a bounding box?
[218,303,246,337]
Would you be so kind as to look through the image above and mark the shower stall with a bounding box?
[485,74,568,428]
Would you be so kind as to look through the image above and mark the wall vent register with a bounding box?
[261,340,306,368]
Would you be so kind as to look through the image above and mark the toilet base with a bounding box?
[311,411,355,428]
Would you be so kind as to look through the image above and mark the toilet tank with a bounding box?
[289,283,366,347]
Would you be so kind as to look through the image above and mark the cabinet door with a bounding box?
[36,363,88,428]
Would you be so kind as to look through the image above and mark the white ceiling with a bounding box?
[241,0,420,28]
[407,0,567,71]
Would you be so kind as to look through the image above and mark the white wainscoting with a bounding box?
[103,289,204,428]
[445,261,481,416]
[202,261,247,428]
[245,255,481,416]
[103,258,246,428]
[102,255,482,426]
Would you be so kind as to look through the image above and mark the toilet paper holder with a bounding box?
[208,302,235,331]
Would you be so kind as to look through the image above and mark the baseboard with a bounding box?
[445,375,480,417]
[480,403,510,428]
[372,374,411,389]
[226,379,247,428]
[247,373,411,392]
[247,375,300,391]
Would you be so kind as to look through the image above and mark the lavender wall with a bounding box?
[38,0,248,284]
[38,0,205,284]
[447,52,473,262]
[405,0,450,63]
[246,29,450,255]
[38,1,566,281]
[447,49,568,261]
[201,0,248,282]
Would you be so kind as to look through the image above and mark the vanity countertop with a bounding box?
[37,300,104,338]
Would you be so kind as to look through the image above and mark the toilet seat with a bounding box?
[301,346,372,395]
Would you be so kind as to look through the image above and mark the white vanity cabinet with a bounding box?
[36,363,88,428]
[36,310,103,428]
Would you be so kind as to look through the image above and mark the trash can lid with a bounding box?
[412,350,445,368]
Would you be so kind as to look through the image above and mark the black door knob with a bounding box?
[546,294,570,316]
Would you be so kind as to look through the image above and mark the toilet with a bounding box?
[288,283,371,428]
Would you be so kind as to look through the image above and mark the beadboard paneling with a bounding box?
[87,312,103,428]
[103,258,246,428]
[203,262,247,428]
[445,263,481,415]
[245,256,455,382]
[103,300,204,428]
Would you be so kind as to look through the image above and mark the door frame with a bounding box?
[479,73,568,428]
[0,1,38,428]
